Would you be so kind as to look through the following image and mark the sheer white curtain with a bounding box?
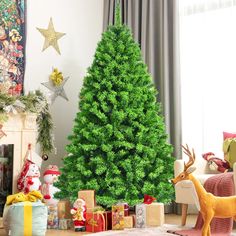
[179,0,236,157]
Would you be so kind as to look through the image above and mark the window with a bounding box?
[179,0,236,156]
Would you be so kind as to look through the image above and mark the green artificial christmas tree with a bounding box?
[55,4,174,207]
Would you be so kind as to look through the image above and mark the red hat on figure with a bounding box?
[43,165,61,176]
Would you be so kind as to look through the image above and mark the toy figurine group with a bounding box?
[16,144,86,231]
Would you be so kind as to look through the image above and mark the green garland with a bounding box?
[0,90,54,154]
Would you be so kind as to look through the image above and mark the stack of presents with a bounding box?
[2,192,73,235]
[73,190,165,233]
[2,189,165,235]
[1,144,73,235]
[1,145,165,235]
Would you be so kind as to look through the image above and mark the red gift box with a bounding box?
[86,212,106,232]
[123,203,129,216]
[104,211,112,230]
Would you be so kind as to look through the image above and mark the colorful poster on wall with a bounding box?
[0,0,25,96]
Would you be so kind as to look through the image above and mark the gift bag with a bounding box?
[112,205,124,230]
[47,205,58,229]
[135,203,146,228]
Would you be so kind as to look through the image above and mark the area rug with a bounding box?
[86,224,236,236]
[86,224,194,236]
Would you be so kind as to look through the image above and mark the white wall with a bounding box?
[24,0,104,172]
[180,6,236,158]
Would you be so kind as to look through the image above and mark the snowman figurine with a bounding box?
[42,165,61,205]
[17,160,41,194]
[24,162,41,193]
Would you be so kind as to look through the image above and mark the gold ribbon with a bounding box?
[6,191,43,205]
[50,68,64,86]
[92,206,105,212]
[103,211,109,231]
[24,202,32,236]
[88,212,106,232]
[88,218,98,227]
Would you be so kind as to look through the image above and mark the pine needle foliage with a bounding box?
[0,90,54,154]
[54,3,174,207]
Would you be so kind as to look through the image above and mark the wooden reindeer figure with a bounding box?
[171,144,236,236]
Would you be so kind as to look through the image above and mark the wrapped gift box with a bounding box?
[124,215,134,228]
[116,202,129,216]
[78,190,96,209]
[47,205,59,229]
[58,219,72,230]
[135,203,146,228]
[3,201,47,236]
[112,205,124,230]
[57,200,71,219]
[146,202,164,226]
[104,211,112,230]
[86,212,106,232]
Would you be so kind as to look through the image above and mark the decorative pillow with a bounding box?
[223,131,236,140]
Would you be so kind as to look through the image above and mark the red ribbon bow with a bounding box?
[143,194,156,204]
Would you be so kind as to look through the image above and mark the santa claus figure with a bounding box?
[70,198,86,232]
[17,160,41,193]
[41,165,61,205]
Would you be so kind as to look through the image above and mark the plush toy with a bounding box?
[17,160,41,193]
[41,165,61,205]
[70,198,86,232]
[202,152,230,173]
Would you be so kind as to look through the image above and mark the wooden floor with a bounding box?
[0,214,198,236]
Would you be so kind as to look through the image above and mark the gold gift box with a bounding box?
[124,215,134,228]
[78,190,96,209]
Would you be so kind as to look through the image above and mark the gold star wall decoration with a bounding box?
[36,18,66,55]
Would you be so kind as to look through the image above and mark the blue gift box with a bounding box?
[3,201,48,236]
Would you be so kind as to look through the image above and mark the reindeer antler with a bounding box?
[182,144,195,171]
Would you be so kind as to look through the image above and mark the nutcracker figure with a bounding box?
[70,198,86,232]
